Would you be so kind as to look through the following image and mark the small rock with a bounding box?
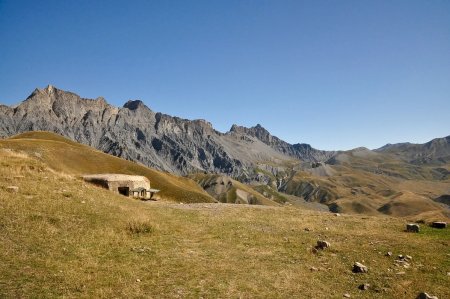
[396,271,406,275]
[358,283,370,290]
[352,262,368,273]
[5,186,19,193]
[335,213,341,217]
[398,254,404,260]
[406,255,412,260]
[136,279,141,282]
[304,228,311,232]
[416,292,438,299]
[343,293,351,298]
[310,267,318,271]
[386,251,392,257]
[406,223,420,233]
[81,201,86,204]
[316,240,330,250]
[431,221,447,229]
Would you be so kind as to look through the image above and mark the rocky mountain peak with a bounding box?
[123,100,148,111]
[95,97,107,106]
[230,123,269,136]
[192,119,213,129]
[230,123,273,143]
[46,84,56,94]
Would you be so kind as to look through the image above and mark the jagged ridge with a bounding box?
[0,85,332,179]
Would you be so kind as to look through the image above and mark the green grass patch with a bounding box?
[126,220,154,235]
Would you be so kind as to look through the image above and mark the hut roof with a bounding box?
[82,174,149,183]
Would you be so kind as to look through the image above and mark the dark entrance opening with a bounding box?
[118,187,130,196]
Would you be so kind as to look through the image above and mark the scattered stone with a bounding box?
[406,223,420,233]
[304,228,311,232]
[406,255,412,260]
[352,262,368,273]
[5,186,19,193]
[136,279,141,282]
[343,293,351,298]
[335,213,341,217]
[396,271,406,275]
[386,251,392,257]
[310,266,318,271]
[81,201,86,204]
[358,283,370,290]
[431,221,447,229]
[316,240,330,250]
[131,246,151,253]
[398,254,404,260]
[416,292,438,299]
[13,175,25,179]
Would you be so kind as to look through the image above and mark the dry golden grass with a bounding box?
[1,131,214,203]
[0,149,449,298]
[285,162,450,221]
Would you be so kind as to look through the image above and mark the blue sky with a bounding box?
[0,0,449,150]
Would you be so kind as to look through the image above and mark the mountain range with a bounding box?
[0,85,449,219]
[0,85,335,177]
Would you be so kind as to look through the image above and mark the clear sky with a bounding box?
[0,0,449,150]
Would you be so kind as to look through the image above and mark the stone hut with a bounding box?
[82,174,159,200]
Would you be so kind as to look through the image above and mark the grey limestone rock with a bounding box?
[0,85,334,180]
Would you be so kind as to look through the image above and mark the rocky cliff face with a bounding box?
[229,124,335,161]
[0,85,333,179]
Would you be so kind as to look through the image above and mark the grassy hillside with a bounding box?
[0,148,449,298]
[279,149,450,221]
[1,131,215,203]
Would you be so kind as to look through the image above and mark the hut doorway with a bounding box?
[118,187,130,196]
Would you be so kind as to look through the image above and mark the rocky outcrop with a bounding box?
[229,124,335,161]
[0,85,333,179]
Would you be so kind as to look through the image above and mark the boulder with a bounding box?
[5,186,19,193]
[358,283,370,290]
[431,222,447,229]
[406,223,420,233]
[352,262,368,273]
[416,292,438,299]
[316,240,330,250]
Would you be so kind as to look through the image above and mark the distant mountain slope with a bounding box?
[0,85,331,179]
[376,136,450,165]
[0,131,215,203]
